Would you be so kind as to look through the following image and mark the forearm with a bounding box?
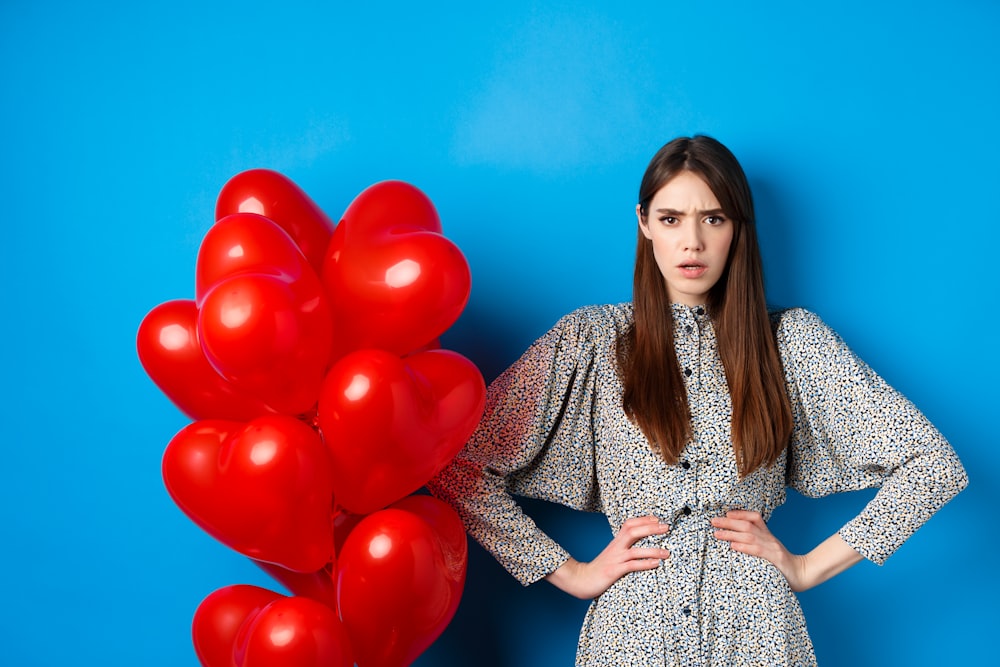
[545,557,584,597]
[790,533,863,592]
[428,459,571,586]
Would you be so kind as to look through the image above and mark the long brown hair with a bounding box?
[616,136,792,476]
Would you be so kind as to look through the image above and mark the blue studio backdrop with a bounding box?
[2,1,997,665]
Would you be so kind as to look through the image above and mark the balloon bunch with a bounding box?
[137,170,485,667]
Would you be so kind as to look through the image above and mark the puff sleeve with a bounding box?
[427,309,603,585]
[777,308,968,565]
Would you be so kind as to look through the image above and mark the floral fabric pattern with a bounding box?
[428,303,967,666]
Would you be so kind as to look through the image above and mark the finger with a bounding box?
[624,547,671,561]
[620,515,665,530]
[621,558,666,573]
[725,509,764,524]
[617,520,671,545]
[710,517,753,533]
[615,551,669,574]
[712,529,757,545]
[726,540,765,557]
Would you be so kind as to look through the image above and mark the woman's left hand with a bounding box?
[710,510,810,592]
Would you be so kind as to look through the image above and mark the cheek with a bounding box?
[649,239,672,276]
[715,229,735,263]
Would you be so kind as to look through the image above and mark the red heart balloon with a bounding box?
[198,271,333,416]
[162,416,335,572]
[317,348,485,514]
[196,213,314,303]
[330,179,441,236]
[236,596,353,667]
[253,559,338,612]
[216,169,335,275]
[321,180,471,359]
[391,494,468,584]
[336,496,467,667]
[193,584,283,667]
[137,300,276,421]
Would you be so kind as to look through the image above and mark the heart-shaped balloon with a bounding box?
[193,584,283,667]
[391,494,468,584]
[196,212,314,303]
[236,596,353,667]
[321,180,471,359]
[330,179,441,236]
[253,559,338,612]
[137,300,276,421]
[198,271,333,416]
[336,495,467,667]
[317,348,485,514]
[216,169,335,275]
[162,416,335,572]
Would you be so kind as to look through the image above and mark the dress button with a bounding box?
[682,506,691,515]
[694,307,704,315]
[684,368,692,377]
[681,461,691,470]
[683,607,691,616]
[685,325,693,334]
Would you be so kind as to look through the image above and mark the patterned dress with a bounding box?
[428,302,967,666]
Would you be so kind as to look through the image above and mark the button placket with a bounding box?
[671,304,705,646]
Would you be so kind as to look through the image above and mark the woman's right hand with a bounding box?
[544,515,671,600]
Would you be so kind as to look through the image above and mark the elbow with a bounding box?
[953,458,970,496]
[936,448,969,503]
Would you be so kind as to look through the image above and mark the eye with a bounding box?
[658,216,678,225]
[705,215,727,225]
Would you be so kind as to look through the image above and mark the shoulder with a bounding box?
[559,302,634,332]
[548,302,634,341]
[771,308,864,379]
[769,307,849,363]
[769,306,824,331]
[770,307,841,343]
[536,303,633,361]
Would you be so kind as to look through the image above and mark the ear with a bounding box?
[637,204,652,240]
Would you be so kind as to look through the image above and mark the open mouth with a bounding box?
[678,263,708,278]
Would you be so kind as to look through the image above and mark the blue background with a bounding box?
[2,1,997,665]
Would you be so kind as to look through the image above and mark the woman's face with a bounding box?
[637,170,734,307]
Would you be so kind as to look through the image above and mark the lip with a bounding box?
[677,260,708,279]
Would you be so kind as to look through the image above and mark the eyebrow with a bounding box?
[654,208,726,217]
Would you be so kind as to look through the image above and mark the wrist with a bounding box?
[770,548,808,592]
[545,557,586,598]
[788,552,812,592]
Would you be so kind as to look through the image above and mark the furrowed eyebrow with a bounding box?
[654,208,726,216]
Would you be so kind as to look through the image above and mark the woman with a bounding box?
[428,136,967,665]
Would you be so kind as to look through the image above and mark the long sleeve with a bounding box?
[777,308,968,565]
[427,308,604,585]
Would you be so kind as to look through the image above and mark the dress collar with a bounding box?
[669,302,709,320]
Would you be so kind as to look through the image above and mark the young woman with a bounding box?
[428,136,967,666]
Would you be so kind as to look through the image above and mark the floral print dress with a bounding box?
[428,303,967,666]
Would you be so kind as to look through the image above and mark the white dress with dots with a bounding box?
[428,303,967,666]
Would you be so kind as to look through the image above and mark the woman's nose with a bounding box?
[682,223,704,251]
